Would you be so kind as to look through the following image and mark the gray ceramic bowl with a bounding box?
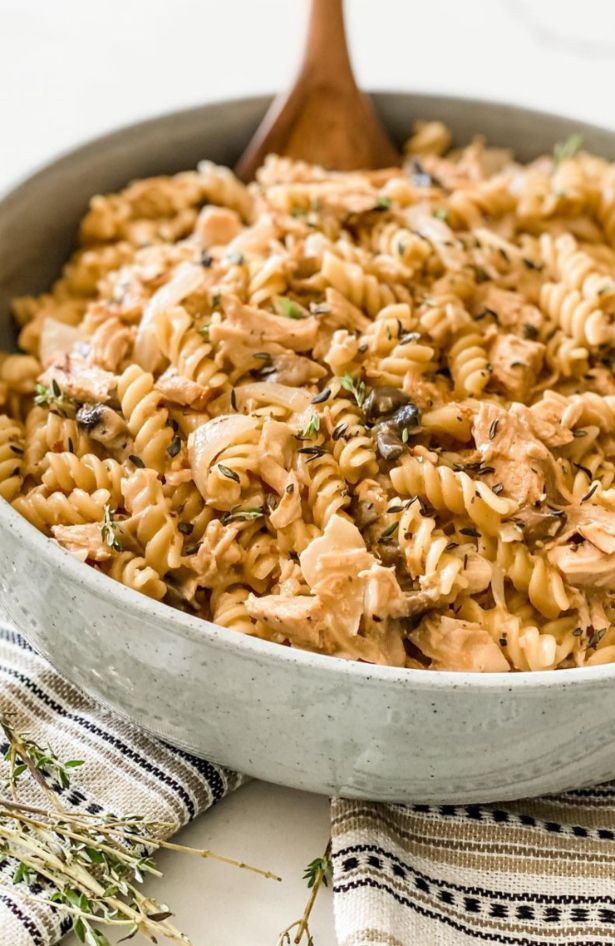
[2,94,615,804]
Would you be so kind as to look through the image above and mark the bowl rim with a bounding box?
[3,90,615,690]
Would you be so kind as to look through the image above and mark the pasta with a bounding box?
[6,123,615,672]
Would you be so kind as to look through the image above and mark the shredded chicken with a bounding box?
[212,296,319,354]
[155,364,211,409]
[549,544,615,589]
[472,402,553,507]
[52,523,112,562]
[477,286,542,337]
[412,615,510,672]
[267,352,326,386]
[527,398,576,449]
[195,206,242,248]
[488,333,545,402]
[39,318,82,368]
[42,352,116,403]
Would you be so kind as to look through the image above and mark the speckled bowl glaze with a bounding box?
[3,94,615,803]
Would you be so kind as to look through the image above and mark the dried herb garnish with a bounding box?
[399,331,421,345]
[178,521,193,535]
[459,527,480,538]
[309,302,331,316]
[167,435,182,458]
[297,446,325,462]
[211,291,222,309]
[198,322,211,339]
[332,422,348,441]
[230,389,238,411]
[433,207,449,222]
[217,463,240,484]
[574,461,593,478]
[9,444,23,456]
[100,505,123,552]
[572,429,588,438]
[380,521,399,541]
[488,418,499,440]
[588,626,606,650]
[222,506,265,524]
[311,388,331,405]
[128,454,145,469]
[523,323,539,339]
[492,483,504,495]
[581,482,599,502]
[474,308,498,322]
[34,380,76,419]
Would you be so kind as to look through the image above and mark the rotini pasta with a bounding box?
[5,125,615,671]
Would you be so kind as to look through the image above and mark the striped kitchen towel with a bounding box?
[5,621,615,946]
[0,626,243,945]
[330,795,615,945]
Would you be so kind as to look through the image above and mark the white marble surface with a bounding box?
[2,1,615,943]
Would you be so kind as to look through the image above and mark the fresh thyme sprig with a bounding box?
[276,297,308,320]
[2,717,83,797]
[34,379,77,418]
[554,132,583,164]
[339,373,367,408]
[0,717,280,946]
[298,413,321,440]
[278,843,332,946]
[100,504,124,552]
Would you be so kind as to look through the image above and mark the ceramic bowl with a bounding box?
[2,94,615,804]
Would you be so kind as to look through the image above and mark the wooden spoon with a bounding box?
[235,0,400,181]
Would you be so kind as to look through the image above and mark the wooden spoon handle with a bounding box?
[235,0,399,179]
[302,0,354,80]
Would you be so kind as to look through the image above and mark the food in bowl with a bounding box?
[2,121,615,673]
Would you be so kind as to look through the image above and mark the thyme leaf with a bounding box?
[100,505,123,552]
[222,506,265,524]
[217,463,240,484]
[554,133,583,164]
[298,413,321,440]
[34,381,77,419]
[339,373,367,408]
[0,718,280,946]
[278,844,331,946]
[276,297,307,320]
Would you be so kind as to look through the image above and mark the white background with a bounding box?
[2,1,615,943]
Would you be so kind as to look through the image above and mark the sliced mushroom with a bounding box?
[364,386,412,423]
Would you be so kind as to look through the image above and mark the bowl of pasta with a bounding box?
[3,93,615,803]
